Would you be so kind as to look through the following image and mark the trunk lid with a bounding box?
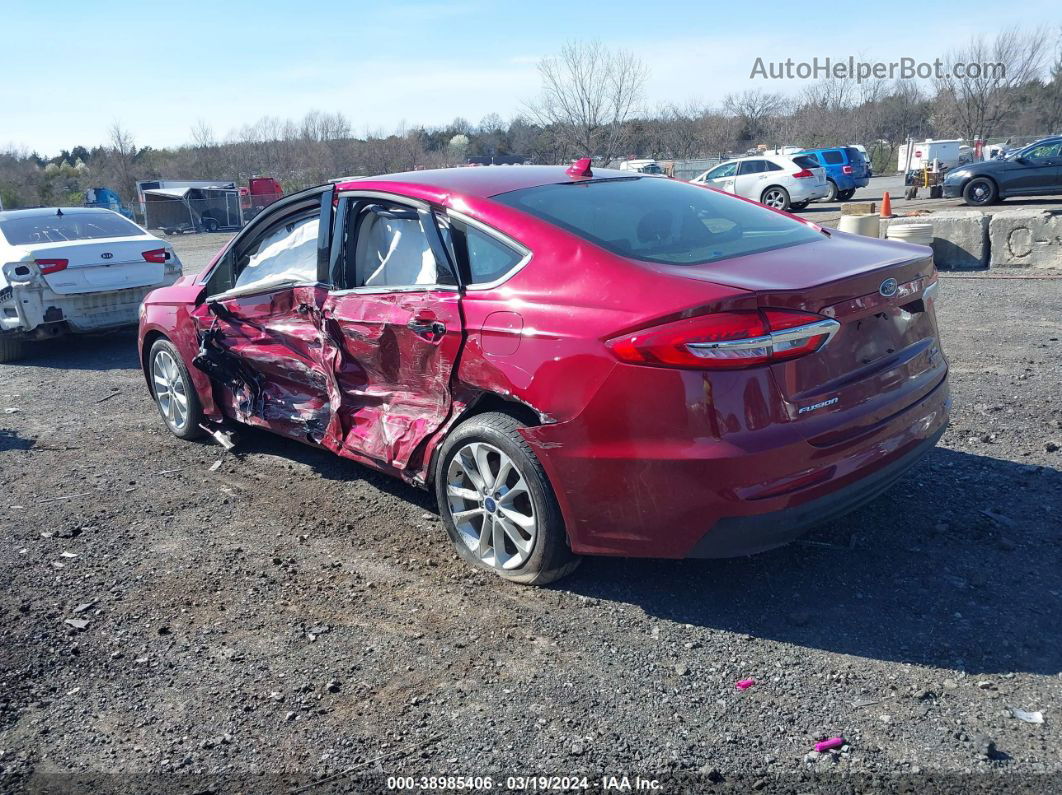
[26,237,168,295]
[675,232,945,439]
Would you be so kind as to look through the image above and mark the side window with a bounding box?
[350,203,440,289]
[437,215,525,286]
[1024,142,1061,160]
[233,212,320,290]
[738,160,766,175]
[708,162,737,179]
[822,150,844,165]
[764,160,783,171]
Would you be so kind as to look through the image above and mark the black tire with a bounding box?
[202,217,220,233]
[0,335,26,364]
[963,177,998,206]
[837,188,855,201]
[789,201,809,211]
[760,185,791,212]
[823,179,839,202]
[434,412,579,585]
[148,338,204,440]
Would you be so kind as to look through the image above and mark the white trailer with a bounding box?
[897,139,962,172]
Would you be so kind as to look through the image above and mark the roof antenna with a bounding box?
[56,208,64,216]
[565,157,593,178]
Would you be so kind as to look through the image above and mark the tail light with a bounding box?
[35,258,68,274]
[606,309,840,369]
[142,248,169,264]
[791,169,813,178]
[842,165,853,174]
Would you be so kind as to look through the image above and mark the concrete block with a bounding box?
[881,211,989,270]
[988,209,1062,268]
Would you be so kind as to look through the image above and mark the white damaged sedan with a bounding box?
[0,207,182,362]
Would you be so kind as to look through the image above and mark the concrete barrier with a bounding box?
[880,212,989,270]
[988,209,1062,268]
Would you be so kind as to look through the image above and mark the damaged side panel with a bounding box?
[190,284,464,477]
[322,289,463,472]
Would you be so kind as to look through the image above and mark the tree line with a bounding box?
[1,29,1060,211]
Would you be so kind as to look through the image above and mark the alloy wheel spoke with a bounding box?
[477,514,494,558]
[499,505,534,530]
[457,448,487,492]
[451,506,485,524]
[472,443,495,490]
[493,455,514,491]
[447,484,480,502]
[497,515,531,557]
[492,516,510,567]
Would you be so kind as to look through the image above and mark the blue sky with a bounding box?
[2,0,1057,155]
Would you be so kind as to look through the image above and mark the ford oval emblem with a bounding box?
[879,278,898,297]
[101,252,114,260]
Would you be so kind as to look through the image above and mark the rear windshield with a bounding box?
[0,212,142,245]
[493,177,823,266]
[792,155,819,169]
[844,147,866,162]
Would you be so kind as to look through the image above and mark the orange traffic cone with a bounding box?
[881,191,893,218]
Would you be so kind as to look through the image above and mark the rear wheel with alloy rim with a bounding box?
[760,186,790,211]
[149,338,204,439]
[963,177,998,206]
[435,412,579,585]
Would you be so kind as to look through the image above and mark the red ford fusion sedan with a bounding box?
[138,162,949,585]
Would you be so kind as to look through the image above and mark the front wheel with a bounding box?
[760,186,790,211]
[435,412,579,585]
[963,177,998,206]
[149,338,204,439]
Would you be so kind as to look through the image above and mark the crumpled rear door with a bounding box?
[321,287,463,470]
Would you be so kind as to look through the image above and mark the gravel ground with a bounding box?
[1,234,1060,793]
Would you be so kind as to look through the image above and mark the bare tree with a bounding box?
[722,89,787,145]
[527,40,647,166]
[934,28,1049,141]
[106,121,137,201]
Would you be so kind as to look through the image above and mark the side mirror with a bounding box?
[1013,156,1027,164]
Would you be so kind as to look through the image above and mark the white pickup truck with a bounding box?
[0,207,182,362]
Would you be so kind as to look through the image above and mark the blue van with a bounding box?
[796,147,870,201]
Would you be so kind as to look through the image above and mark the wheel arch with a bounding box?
[141,329,169,393]
[422,392,545,487]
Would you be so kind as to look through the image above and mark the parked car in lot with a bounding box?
[689,154,828,211]
[943,135,1062,206]
[1,208,182,362]
[140,164,949,585]
[797,146,871,201]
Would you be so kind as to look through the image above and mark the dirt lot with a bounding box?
[1,233,1061,793]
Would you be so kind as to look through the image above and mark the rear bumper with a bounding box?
[688,424,945,557]
[0,279,178,336]
[790,182,828,202]
[523,365,950,559]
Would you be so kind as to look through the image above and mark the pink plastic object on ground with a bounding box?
[735,679,756,690]
[814,737,845,752]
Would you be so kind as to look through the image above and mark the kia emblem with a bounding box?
[879,278,898,297]
[101,252,113,260]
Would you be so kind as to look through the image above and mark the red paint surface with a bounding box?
[140,167,949,558]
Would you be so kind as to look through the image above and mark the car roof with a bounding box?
[0,207,118,221]
[337,165,635,199]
